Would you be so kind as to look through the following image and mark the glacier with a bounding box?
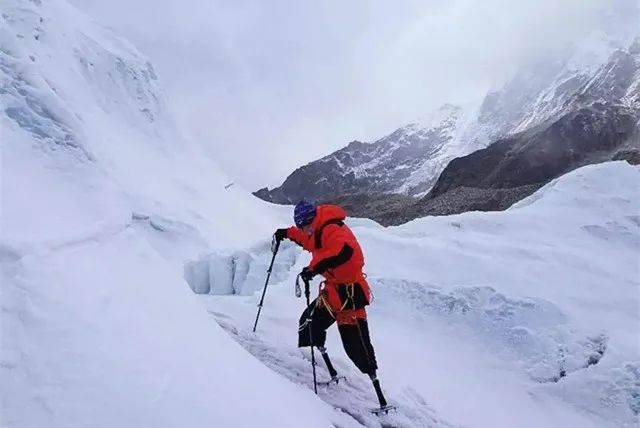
[194,162,640,427]
[1,0,638,427]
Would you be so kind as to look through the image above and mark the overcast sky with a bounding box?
[71,0,638,189]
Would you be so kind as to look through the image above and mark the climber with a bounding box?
[274,201,392,412]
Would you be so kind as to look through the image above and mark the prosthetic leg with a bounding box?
[317,346,345,385]
[337,313,396,415]
[369,371,395,415]
[298,300,345,385]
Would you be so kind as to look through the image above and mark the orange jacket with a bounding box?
[286,204,365,284]
[287,204,371,321]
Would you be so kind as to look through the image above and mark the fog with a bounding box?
[70,0,638,189]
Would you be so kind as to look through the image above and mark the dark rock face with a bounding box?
[379,184,543,226]
[321,193,419,226]
[430,106,638,197]
[613,148,640,165]
[404,105,639,222]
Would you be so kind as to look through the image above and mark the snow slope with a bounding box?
[195,162,639,427]
[0,0,280,247]
[0,1,353,427]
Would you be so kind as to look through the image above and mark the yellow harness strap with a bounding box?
[316,281,336,319]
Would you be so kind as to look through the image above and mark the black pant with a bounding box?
[298,299,378,375]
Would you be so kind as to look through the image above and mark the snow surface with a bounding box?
[193,162,640,428]
[2,0,639,427]
[1,1,347,427]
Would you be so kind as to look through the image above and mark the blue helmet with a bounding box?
[294,200,317,228]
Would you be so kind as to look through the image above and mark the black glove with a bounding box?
[274,228,288,242]
[300,266,316,282]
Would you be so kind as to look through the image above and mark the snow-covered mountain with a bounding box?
[391,38,640,224]
[255,103,473,204]
[255,33,639,224]
[2,1,638,427]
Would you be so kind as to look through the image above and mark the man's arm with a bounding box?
[309,225,353,274]
[286,226,308,248]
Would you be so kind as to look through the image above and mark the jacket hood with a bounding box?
[311,204,346,229]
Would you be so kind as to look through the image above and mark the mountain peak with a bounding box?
[253,102,474,204]
[255,34,638,223]
[346,140,366,149]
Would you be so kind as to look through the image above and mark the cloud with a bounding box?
[71,0,638,189]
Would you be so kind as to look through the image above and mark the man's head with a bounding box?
[294,200,317,231]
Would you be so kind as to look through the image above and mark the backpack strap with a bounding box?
[314,219,344,249]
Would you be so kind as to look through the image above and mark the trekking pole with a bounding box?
[252,236,281,333]
[302,276,318,394]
